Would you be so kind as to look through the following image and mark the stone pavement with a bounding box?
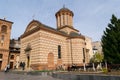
[0,72,63,80]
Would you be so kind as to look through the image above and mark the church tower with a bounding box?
[55,6,79,34]
[0,19,13,70]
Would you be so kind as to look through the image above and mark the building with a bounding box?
[9,39,20,69]
[85,36,93,61]
[92,41,102,54]
[20,7,92,70]
[0,19,13,70]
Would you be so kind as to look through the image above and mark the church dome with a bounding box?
[55,7,74,16]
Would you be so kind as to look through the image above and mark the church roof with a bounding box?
[0,19,13,24]
[69,32,80,37]
[21,20,85,40]
[59,7,72,12]
[55,7,74,16]
[69,32,85,39]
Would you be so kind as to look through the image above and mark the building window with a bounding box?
[1,25,7,33]
[83,48,85,62]
[10,55,14,59]
[58,45,61,59]
[0,54,3,59]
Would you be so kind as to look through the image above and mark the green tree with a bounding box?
[90,53,103,71]
[90,52,103,63]
[101,15,120,64]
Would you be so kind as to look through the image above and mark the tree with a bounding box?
[90,52,104,71]
[90,52,104,63]
[101,15,120,64]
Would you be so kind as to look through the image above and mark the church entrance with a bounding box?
[27,55,30,68]
[48,53,54,70]
[24,43,31,69]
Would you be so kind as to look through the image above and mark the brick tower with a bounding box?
[0,19,13,70]
[55,6,79,34]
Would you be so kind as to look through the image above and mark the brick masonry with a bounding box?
[20,7,93,70]
[0,19,13,70]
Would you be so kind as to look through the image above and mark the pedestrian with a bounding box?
[4,66,7,72]
[22,62,25,70]
[4,64,10,72]
[19,62,23,70]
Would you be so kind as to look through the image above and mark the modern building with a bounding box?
[85,36,93,61]
[0,19,13,70]
[20,7,92,70]
[92,41,102,54]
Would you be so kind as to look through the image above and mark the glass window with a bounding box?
[83,48,85,62]
[58,45,61,59]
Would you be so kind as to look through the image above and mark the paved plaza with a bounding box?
[0,72,63,80]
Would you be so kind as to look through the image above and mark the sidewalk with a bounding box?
[0,71,64,80]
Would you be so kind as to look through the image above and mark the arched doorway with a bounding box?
[47,53,54,70]
[24,43,32,69]
[26,53,30,68]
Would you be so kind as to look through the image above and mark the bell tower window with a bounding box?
[1,25,7,33]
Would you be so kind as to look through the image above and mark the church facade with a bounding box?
[20,7,92,70]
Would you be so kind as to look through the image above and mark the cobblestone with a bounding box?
[0,72,63,80]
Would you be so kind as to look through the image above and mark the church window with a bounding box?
[0,54,3,59]
[1,25,7,33]
[58,45,61,59]
[83,48,85,62]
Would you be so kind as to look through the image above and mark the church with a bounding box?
[20,7,93,70]
[0,19,13,70]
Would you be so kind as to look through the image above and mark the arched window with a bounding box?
[1,25,7,33]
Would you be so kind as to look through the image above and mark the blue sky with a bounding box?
[0,0,120,41]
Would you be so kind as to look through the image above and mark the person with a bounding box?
[22,62,25,70]
[19,62,23,70]
[4,64,10,72]
[4,66,7,72]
